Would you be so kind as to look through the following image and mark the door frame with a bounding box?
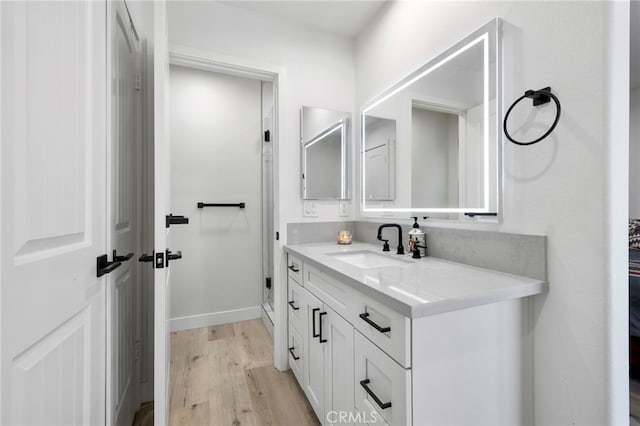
[166,44,287,371]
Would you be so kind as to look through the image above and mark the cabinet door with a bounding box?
[288,278,306,332]
[354,331,411,426]
[323,308,355,426]
[303,289,325,421]
[288,322,304,386]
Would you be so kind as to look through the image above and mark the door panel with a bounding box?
[1,1,107,424]
[108,1,140,424]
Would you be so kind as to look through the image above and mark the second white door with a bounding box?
[108,1,142,425]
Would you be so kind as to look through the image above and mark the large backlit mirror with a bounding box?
[301,106,351,199]
[361,18,501,220]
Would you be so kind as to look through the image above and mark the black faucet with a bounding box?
[377,224,404,255]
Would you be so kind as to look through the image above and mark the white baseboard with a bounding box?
[170,306,262,332]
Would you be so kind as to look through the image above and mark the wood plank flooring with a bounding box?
[169,319,319,426]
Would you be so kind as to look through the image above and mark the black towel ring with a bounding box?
[503,86,561,146]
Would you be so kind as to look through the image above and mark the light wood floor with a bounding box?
[169,319,319,426]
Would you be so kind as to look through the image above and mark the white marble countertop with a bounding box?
[284,242,547,318]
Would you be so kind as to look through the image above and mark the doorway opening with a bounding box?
[166,63,275,334]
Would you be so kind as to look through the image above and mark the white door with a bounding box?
[108,1,141,425]
[364,143,391,200]
[0,1,107,424]
[153,1,171,424]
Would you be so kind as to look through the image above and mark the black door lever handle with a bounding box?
[97,254,122,277]
[166,249,183,266]
[138,253,154,263]
[113,250,134,262]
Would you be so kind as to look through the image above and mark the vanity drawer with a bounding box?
[354,331,411,426]
[288,323,304,386]
[287,278,305,332]
[304,263,354,321]
[287,254,303,284]
[353,292,411,368]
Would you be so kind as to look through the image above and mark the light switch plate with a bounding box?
[339,201,349,217]
[303,200,318,217]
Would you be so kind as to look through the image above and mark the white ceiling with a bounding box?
[222,0,387,38]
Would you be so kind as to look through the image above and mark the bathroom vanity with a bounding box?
[284,242,546,426]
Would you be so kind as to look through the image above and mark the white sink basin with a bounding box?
[327,250,413,269]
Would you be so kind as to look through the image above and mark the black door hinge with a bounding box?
[264,130,270,142]
[275,231,279,241]
[265,277,272,289]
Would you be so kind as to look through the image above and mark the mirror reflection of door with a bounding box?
[363,116,396,200]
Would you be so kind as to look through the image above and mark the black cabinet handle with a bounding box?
[359,312,391,333]
[288,300,300,310]
[288,265,300,273]
[96,254,122,277]
[139,253,154,263]
[312,308,320,338]
[288,347,300,360]
[360,379,392,410]
[113,250,134,262]
[319,311,327,343]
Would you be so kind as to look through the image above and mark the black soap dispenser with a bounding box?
[408,217,427,259]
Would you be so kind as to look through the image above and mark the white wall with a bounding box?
[168,1,356,232]
[168,65,263,328]
[631,88,640,217]
[356,2,628,424]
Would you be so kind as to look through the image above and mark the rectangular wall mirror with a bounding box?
[361,18,501,219]
[301,106,351,200]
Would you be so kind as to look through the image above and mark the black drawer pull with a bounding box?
[288,265,300,273]
[288,347,300,360]
[359,312,391,333]
[319,311,327,343]
[360,379,392,410]
[288,300,300,310]
[312,308,320,338]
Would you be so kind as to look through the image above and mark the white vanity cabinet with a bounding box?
[286,251,537,426]
[288,258,355,425]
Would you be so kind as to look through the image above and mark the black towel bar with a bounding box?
[197,202,245,209]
